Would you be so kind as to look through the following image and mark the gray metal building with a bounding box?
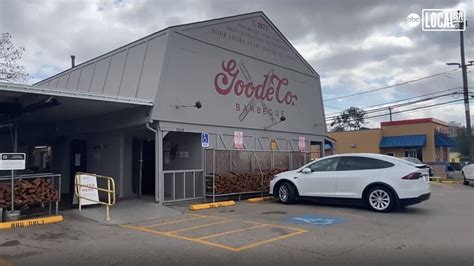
[0,12,328,205]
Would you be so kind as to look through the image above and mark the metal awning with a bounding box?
[379,134,426,148]
[435,134,457,147]
[0,82,153,123]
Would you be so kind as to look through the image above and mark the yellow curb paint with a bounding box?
[189,200,236,211]
[431,182,453,189]
[0,215,63,230]
[247,196,274,203]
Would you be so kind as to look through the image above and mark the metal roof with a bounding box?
[379,134,427,148]
[0,82,153,106]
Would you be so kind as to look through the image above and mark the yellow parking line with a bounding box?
[165,220,231,234]
[141,215,207,228]
[431,182,453,189]
[198,224,268,240]
[122,224,239,252]
[235,229,308,252]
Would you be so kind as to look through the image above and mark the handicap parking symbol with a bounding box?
[289,215,344,227]
[201,132,209,148]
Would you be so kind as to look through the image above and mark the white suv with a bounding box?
[270,153,431,212]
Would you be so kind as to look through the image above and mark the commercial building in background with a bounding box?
[0,12,328,205]
[329,118,457,173]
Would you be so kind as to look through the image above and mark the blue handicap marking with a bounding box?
[201,132,209,148]
[289,215,344,227]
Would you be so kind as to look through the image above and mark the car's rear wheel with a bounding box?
[366,186,396,212]
[277,182,297,204]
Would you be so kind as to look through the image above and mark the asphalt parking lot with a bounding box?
[1,182,473,266]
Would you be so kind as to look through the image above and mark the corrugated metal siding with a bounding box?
[35,33,168,102]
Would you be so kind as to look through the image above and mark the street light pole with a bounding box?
[447,16,473,162]
[459,21,473,162]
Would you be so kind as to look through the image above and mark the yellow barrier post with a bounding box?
[74,172,116,221]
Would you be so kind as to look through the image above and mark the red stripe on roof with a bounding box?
[381,118,434,127]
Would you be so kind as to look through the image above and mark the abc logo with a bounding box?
[407,13,421,27]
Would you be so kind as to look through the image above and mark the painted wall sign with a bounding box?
[0,153,26,170]
[298,137,305,151]
[234,131,244,149]
[289,215,344,227]
[201,132,209,148]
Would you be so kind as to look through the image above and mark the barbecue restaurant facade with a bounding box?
[0,12,328,204]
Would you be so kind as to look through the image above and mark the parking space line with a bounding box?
[431,182,454,189]
[165,220,231,234]
[141,215,208,228]
[122,224,239,252]
[197,224,268,240]
[234,229,308,252]
[122,215,308,252]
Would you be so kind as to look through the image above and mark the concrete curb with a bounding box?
[189,200,236,211]
[247,196,274,203]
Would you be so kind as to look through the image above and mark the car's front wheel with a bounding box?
[366,186,396,212]
[276,182,297,204]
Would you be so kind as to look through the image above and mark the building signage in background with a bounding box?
[0,153,26,170]
[77,174,99,206]
[234,131,244,149]
[298,137,305,151]
[201,132,209,148]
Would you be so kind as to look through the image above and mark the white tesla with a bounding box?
[270,153,431,212]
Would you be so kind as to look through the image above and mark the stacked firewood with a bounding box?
[0,178,59,208]
[209,168,288,195]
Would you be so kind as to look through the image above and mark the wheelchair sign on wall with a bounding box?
[289,215,345,227]
[201,132,209,148]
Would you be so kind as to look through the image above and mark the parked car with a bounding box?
[270,153,431,212]
[400,157,434,177]
[462,164,474,185]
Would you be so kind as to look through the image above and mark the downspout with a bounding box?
[145,121,161,204]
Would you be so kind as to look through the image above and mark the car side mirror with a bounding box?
[301,168,312,174]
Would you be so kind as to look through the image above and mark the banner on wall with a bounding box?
[298,137,305,151]
[234,131,244,149]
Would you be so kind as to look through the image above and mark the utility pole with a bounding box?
[447,13,473,162]
[388,107,393,122]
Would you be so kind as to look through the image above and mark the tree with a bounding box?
[0,33,29,82]
[456,127,474,162]
[330,107,367,132]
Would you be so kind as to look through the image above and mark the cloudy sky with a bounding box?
[1,0,473,128]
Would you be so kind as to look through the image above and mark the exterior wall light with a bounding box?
[175,101,202,109]
[264,116,286,130]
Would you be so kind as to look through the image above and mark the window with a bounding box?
[337,156,394,171]
[308,157,339,172]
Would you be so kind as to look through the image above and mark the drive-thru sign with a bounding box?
[0,153,26,170]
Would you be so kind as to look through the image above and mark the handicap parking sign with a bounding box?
[289,215,344,227]
[201,132,209,148]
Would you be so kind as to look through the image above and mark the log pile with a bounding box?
[210,168,288,195]
[0,178,59,208]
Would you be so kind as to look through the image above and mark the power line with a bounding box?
[325,90,462,120]
[325,87,461,117]
[327,99,464,128]
[323,68,459,102]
